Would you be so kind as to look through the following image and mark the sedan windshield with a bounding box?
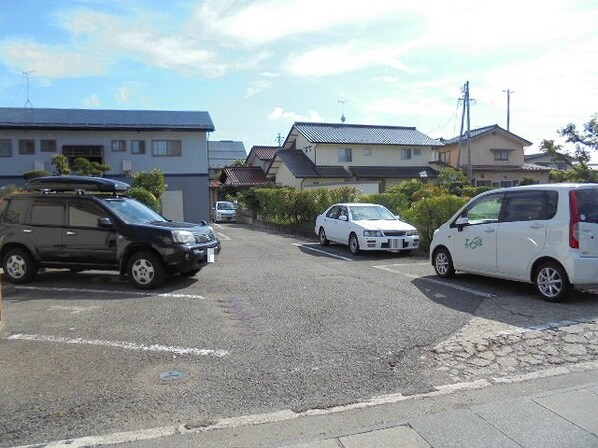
[349,205,395,221]
[103,198,166,224]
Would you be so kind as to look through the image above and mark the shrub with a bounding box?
[403,194,469,250]
[132,169,166,198]
[127,186,161,212]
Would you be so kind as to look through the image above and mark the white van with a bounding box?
[430,183,598,302]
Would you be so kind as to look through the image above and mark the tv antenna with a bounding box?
[23,70,36,108]
[337,99,348,123]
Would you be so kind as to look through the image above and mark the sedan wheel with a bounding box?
[349,233,360,255]
[319,227,330,246]
[535,262,569,302]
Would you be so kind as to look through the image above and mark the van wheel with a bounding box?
[535,261,570,302]
[349,233,361,255]
[2,248,37,284]
[433,247,455,278]
[127,251,165,290]
[319,227,330,246]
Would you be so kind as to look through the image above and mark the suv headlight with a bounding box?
[171,230,195,244]
[405,229,418,236]
[363,230,383,237]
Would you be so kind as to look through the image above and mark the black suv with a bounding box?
[0,176,220,289]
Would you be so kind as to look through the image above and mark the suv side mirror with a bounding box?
[98,217,113,228]
[455,216,469,226]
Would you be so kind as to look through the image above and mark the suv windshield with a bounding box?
[104,198,166,224]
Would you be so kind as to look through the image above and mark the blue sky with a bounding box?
[0,0,597,156]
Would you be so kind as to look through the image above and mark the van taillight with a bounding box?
[569,190,580,249]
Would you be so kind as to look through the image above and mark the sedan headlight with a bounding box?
[171,230,195,244]
[363,230,383,237]
[405,229,419,236]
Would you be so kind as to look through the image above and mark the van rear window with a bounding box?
[576,189,598,223]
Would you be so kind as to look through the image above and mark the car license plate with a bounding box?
[389,238,402,249]
[207,247,215,263]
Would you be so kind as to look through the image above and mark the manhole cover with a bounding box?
[159,369,187,382]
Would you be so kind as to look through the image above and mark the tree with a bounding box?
[51,154,71,175]
[540,114,598,183]
[132,169,166,198]
[436,167,469,195]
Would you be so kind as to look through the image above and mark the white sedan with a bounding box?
[315,203,419,255]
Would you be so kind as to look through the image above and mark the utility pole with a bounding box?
[275,133,283,147]
[458,81,473,184]
[502,89,515,131]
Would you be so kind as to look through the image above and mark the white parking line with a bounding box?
[373,265,496,298]
[6,334,229,357]
[15,286,207,299]
[293,243,353,261]
[217,232,231,240]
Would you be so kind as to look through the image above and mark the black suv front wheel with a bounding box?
[3,248,37,284]
[127,251,165,290]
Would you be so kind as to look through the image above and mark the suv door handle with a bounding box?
[23,229,32,233]
[529,224,544,229]
[66,231,77,236]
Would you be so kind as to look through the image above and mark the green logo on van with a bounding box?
[465,236,483,250]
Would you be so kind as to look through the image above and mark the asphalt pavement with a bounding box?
[39,366,596,448]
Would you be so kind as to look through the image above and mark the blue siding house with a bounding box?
[0,107,215,223]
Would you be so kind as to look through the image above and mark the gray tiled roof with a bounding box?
[208,140,247,168]
[441,124,532,146]
[349,166,438,178]
[276,150,352,178]
[471,163,551,171]
[291,122,443,147]
[277,150,320,177]
[0,107,214,131]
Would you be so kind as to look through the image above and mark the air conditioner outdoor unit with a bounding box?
[122,160,133,172]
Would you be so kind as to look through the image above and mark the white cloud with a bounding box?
[0,40,107,79]
[267,107,322,122]
[285,42,411,77]
[116,86,130,104]
[245,80,272,98]
[195,0,406,47]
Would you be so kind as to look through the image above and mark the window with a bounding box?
[111,140,126,152]
[69,202,103,227]
[41,140,57,152]
[463,194,502,224]
[500,180,513,188]
[503,191,558,222]
[494,150,509,161]
[131,140,146,154]
[401,149,412,160]
[29,203,64,226]
[152,140,182,157]
[19,140,35,155]
[413,148,421,156]
[0,139,12,157]
[3,198,29,224]
[476,180,491,187]
[339,148,352,162]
